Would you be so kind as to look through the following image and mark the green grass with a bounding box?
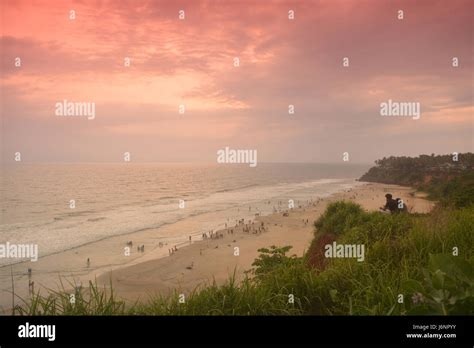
[305,203,474,315]
[14,201,474,316]
[419,172,474,208]
[14,279,126,315]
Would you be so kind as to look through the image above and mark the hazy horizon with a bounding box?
[0,156,466,165]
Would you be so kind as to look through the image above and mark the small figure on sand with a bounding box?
[86,258,90,268]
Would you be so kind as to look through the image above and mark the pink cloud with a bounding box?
[1,0,472,162]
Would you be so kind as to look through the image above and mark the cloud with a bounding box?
[1,0,472,162]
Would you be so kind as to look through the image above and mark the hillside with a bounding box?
[360,153,474,207]
[359,153,474,186]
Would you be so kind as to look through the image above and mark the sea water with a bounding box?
[0,162,369,267]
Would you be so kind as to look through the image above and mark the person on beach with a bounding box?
[87,258,90,267]
[380,193,398,214]
[29,280,34,295]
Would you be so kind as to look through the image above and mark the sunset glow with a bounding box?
[1,0,472,163]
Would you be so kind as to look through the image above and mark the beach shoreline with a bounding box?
[96,182,434,305]
[0,182,434,311]
[0,177,362,311]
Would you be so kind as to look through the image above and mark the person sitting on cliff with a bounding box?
[380,193,398,213]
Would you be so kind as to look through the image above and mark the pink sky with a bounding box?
[1,0,473,163]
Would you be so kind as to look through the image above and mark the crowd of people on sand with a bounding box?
[193,199,325,255]
[169,245,178,255]
[75,199,321,283]
[168,200,322,261]
[202,230,225,240]
[126,240,146,252]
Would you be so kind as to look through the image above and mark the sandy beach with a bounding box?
[0,182,434,312]
[95,183,434,304]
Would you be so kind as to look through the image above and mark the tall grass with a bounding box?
[14,279,126,315]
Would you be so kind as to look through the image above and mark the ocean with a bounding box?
[0,163,370,267]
